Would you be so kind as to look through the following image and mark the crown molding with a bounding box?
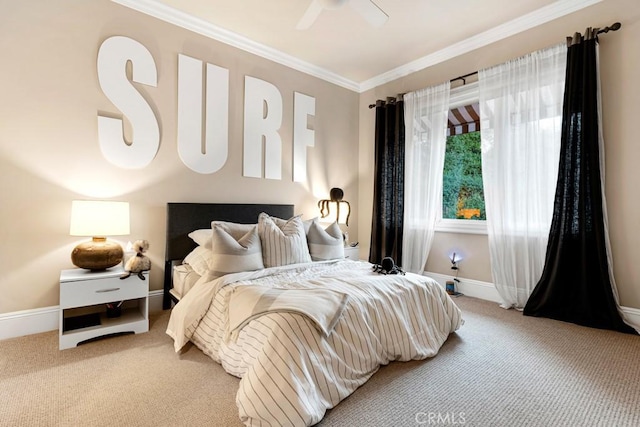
[110,0,361,92]
[112,0,601,94]
[358,0,602,92]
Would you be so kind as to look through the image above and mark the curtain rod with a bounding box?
[368,94,404,109]
[450,71,477,85]
[449,23,621,84]
[369,22,621,109]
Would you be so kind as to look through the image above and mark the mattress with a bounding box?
[171,264,201,300]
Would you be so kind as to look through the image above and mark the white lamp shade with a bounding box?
[336,204,349,224]
[70,200,130,237]
[319,201,349,225]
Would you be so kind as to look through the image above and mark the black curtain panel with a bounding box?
[369,99,405,265]
[523,30,635,334]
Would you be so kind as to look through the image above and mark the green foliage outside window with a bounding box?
[442,131,486,220]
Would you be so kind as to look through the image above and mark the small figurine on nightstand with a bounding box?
[120,240,150,280]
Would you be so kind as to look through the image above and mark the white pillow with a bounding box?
[188,229,212,249]
[183,246,213,276]
[209,224,264,276]
[307,220,345,261]
[258,213,312,268]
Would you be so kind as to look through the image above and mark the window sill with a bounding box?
[435,219,487,235]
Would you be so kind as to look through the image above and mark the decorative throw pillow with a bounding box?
[258,213,312,268]
[183,246,213,276]
[210,221,255,241]
[306,220,345,261]
[189,222,256,249]
[209,224,264,276]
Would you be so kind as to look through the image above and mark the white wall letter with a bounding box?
[97,36,159,169]
[177,54,229,174]
[293,92,315,182]
[243,76,282,180]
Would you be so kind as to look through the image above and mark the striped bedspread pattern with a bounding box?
[227,286,349,340]
[169,260,463,426]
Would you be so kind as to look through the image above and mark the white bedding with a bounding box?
[167,259,463,426]
[227,286,349,340]
[171,264,201,300]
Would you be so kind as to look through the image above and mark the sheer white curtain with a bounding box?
[479,43,566,309]
[402,82,450,273]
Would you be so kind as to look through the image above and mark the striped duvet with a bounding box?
[167,259,463,426]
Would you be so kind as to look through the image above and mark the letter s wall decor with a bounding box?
[97,36,160,169]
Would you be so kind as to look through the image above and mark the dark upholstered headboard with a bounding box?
[163,203,294,309]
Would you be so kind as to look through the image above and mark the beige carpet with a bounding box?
[1,296,638,427]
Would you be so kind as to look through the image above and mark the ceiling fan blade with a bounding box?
[296,0,325,30]
[349,0,388,27]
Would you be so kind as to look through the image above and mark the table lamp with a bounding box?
[70,200,130,270]
[318,188,351,226]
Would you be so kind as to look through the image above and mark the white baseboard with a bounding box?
[0,290,166,342]
[621,306,640,331]
[423,271,503,303]
[424,270,640,331]
[148,289,164,312]
[0,306,60,341]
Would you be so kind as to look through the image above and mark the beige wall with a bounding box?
[3,0,639,315]
[0,0,359,314]
[358,0,640,308]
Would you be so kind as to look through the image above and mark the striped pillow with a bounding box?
[258,213,312,268]
[209,224,264,276]
[307,220,345,261]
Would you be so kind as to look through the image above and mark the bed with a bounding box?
[164,203,463,426]
[163,203,294,309]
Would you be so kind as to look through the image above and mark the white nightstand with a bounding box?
[344,246,360,261]
[59,266,149,350]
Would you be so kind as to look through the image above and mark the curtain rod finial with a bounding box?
[597,22,622,34]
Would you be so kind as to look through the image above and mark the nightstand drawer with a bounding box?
[60,276,147,309]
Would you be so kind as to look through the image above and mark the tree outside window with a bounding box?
[442,130,485,220]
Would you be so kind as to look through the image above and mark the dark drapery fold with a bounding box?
[523,30,635,334]
[369,100,405,265]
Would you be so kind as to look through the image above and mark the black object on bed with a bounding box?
[163,203,294,309]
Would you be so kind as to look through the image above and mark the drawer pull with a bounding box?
[96,288,120,293]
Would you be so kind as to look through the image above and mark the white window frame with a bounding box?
[435,81,487,235]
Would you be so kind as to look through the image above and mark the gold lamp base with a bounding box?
[71,237,123,270]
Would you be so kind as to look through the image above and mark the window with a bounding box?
[443,129,484,220]
[436,82,487,234]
